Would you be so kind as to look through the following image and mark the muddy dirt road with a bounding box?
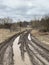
[0,31,26,65]
[13,32,49,65]
[0,30,49,65]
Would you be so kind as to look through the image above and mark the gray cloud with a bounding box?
[0,0,49,21]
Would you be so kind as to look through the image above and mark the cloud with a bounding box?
[0,0,49,21]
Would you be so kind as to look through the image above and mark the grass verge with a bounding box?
[31,29,49,45]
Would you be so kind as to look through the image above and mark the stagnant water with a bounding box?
[28,34,31,41]
[13,34,32,65]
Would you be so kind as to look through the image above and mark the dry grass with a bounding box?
[31,29,49,45]
[0,27,31,43]
[0,29,19,43]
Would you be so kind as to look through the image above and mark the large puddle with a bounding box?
[13,35,32,65]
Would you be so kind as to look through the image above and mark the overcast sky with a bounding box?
[0,0,49,21]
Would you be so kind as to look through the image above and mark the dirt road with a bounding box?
[0,30,49,65]
[0,31,26,65]
[13,31,49,65]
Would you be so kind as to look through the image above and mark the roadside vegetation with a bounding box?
[0,17,31,43]
[30,15,49,44]
[0,15,49,44]
[31,29,49,44]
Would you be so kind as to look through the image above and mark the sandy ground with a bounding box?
[31,29,49,44]
[13,34,32,65]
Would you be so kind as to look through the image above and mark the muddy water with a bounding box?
[28,34,31,41]
[13,35,32,65]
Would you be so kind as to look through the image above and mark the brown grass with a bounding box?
[31,29,49,45]
[0,29,19,43]
[0,27,30,43]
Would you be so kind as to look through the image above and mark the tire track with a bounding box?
[18,32,49,65]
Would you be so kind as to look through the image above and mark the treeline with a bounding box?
[30,16,49,32]
[0,16,49,32]
[0,18,30,31]
[0,17,12,29]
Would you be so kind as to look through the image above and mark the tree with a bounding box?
[40,16,49,31]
